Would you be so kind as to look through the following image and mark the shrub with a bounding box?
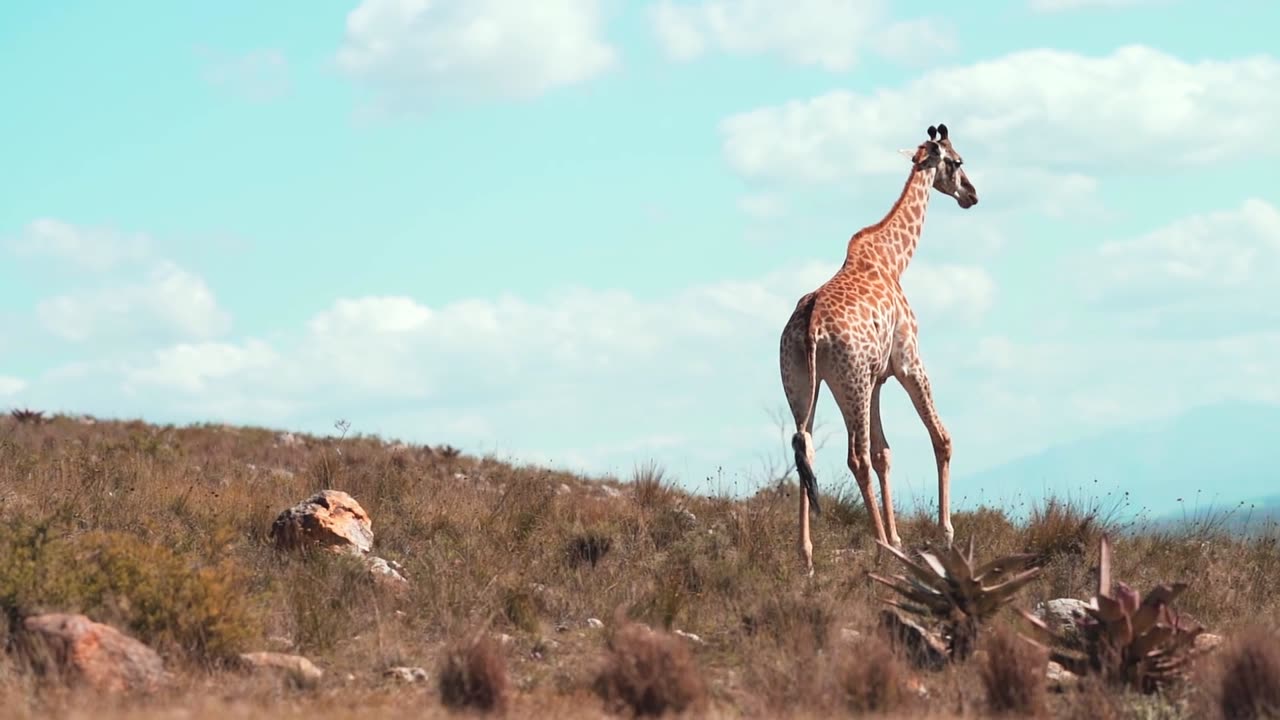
[438,634,510,714]
[0,520,258,663]
[564,532,612,569]
[593,621,707,717]
[1024,497,1099,565]
[1215,626,1280,720]
[981,625,1048,717]
[631,461,672,510]
[832,632,909,714]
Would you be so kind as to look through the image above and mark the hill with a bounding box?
[0,410,1277,718]
[954,402,1280,525]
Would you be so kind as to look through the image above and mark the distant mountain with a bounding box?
[1143,492,1280,536]
[953,402,1280,525]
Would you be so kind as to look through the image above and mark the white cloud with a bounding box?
[1089,198,1280,307]
[1029,0,1165,12]
[902,264,996,323]
[737,192,787,220]
[37,261,230,343]
[336,0,618,108]
[0,376,26,397]
[125,340,279,393]
[198,47,290,102]
[647,0,954,70]
[7,219,150,272]
[8,220,234,345]
[719,46,1280,185]
[81,259,993,467]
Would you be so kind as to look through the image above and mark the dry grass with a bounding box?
[0,412,1276,719]
[1210,625,1280,720]
[438,633,510,714]
[592,620,707,717]
[980,625,1047,717]
[830,630,913,715]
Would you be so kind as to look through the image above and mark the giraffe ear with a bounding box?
[937,123,949,140]
[927,125,937,140]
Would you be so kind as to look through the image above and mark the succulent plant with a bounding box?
[8,408,45,424]
[1017,534,1206,694]
[869,538,1043,661]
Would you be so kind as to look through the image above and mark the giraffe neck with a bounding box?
[844,163,936,278]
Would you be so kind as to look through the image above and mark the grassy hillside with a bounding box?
[0,411,1277,719]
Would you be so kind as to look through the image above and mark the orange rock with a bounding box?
[270,489,373,555]
[17,613,167,694]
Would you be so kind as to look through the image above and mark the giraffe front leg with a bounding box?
[870,382,902,549]
[897,366,954,548]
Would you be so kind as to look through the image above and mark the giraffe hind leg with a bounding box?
[870,382,901,548]
[780,298,820,573]
[831,374,889,550]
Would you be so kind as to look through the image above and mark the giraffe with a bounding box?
[779,123,978,575]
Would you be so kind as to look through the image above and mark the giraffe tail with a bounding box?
[792,431,822,516]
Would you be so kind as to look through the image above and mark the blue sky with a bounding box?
[2,0,1278,515]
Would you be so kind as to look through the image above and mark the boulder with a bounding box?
[270,490,373,555]
[383,666,429,683]
[1046,660,1080,692]
[237,651,324,688]
[1033,598,1093,648]
[16,613,167,694]
[366,555,409,590]
[878,609,948,671]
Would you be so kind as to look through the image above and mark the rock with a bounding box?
[673,629,704,644]
[905,674,931,699]
[587,618,605,629]
[878,609,948,671]
[16,613,167,694]
[557,483,573,495]
[237,652,323,688]
[270,490,373,556]
[531,638,559,661]
[1195,632,1224,654]
[383,666,429,683]
[366,556,409,590]
[669,508,698,529]
[1035,598,1091,633]
[1046,660,1079,691]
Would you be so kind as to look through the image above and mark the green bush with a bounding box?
[0,519,259,663]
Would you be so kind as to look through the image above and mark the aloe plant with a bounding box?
[8,408,45,424]
[869,538,1042,660]
[1018,535,1205,694]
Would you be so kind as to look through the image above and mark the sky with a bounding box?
[2,0,1279,514]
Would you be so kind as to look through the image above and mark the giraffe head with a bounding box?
[912,124,978,209]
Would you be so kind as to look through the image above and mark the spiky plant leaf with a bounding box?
[870,538,1043,662]
[1016,534,1207,694]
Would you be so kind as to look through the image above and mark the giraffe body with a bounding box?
[780,124,978,574]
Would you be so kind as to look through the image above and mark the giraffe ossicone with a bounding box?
[778,122,979,575]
